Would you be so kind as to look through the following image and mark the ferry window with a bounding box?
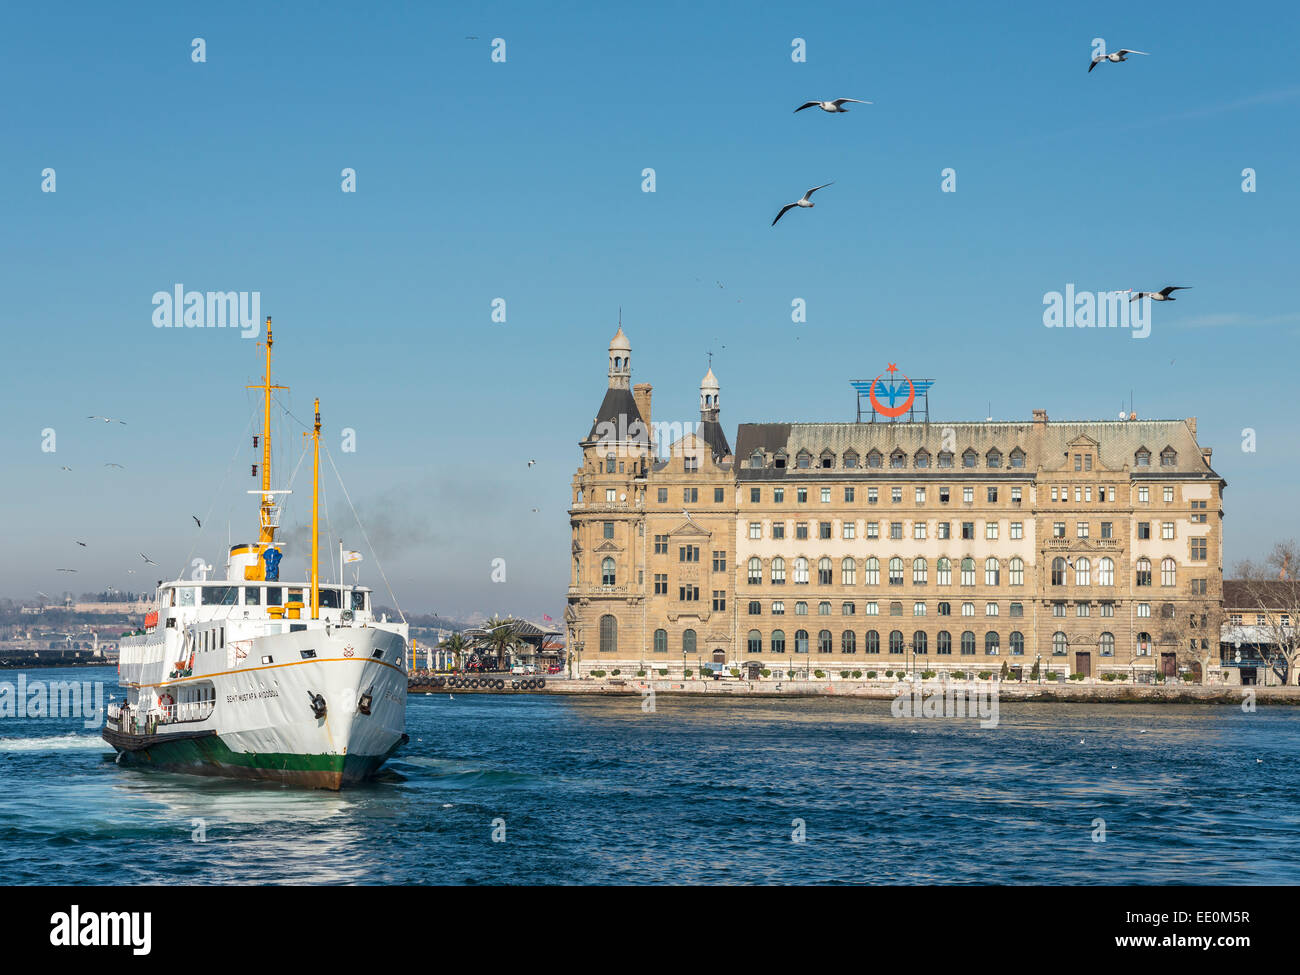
[169,589,177,607]
[266,587,283,607]
[245,586,261,606]
[289,588,304,603]
[318,588,341,609]
[202,586,238,606]
[179,588,196,607]
[351,591,366,611]
[300,649,317,659]
[219,626,225,648]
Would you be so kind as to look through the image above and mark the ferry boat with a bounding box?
[103,319,408,788]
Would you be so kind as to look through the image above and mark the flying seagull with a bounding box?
[60,465,72,472]
[1089,49,1148,72]
[105,462,125,469]
[140,553,157,565]
[794,98,871,114]
[192,515,201,528]
[88,416,126,424]
[527,460,536,467]
[1130,286,1191,302]
[772,182,834,226]
[56,568,77,573]
[75,540,86,547]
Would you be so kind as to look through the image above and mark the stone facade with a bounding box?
[566,329,1225,681]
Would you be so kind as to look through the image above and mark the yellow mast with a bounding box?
[247,316,287,572]
[310,397,321,620]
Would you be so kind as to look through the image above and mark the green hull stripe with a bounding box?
[114,732,403,778]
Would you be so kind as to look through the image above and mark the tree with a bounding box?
[482,616,524,671]
[1232,542,1300,685]
[441,632,468,671]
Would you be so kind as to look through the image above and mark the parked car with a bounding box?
[510,664,539,675]
[546,664,564,674]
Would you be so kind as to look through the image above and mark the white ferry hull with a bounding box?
[106,626,408,789]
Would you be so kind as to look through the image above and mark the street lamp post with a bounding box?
[1036,653,1042,684]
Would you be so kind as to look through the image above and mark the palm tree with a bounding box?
[442,632,468,671]
[482,615,523,672]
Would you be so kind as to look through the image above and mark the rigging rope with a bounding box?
[323,445,406,624]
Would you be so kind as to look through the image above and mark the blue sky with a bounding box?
[2,1,1297,618]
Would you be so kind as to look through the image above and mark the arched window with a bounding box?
[961,601,975,617]
[747,630,762,654]
[913,557,928,584]
[961,558,976,586]
[683,629,697,654]
[937,631,952,655]
[794,629,810,653]
[889,557,904,585]
[985,631,1000,655]
[794,557,809,584]
[1010,631,1024,656]
[1136,558,1152,587]
[1051,557,1066,586]
[1099,632,1115,656]
[841,557,856,585]
[1075,557,1090,586]
[1098,557,1114,586]
[794,601,808,615]
[818,557,833,585]
[818,630,833,653]
[599,615,617,653]
[748,557,762,585]
[985,557,1000,586]
[654,628,667,653]
[1136,631,1151,656]
[937,557,952,586]
[1009,557,1024,586]
[865,630,880,654]
[842,630,857,653]
[601,557,616,586]
[864,557,880,586]
[889,630,905,654]
[913,630,928,654]
[772,557,786,585]
[1052,631,1067,655]
[771,630,786,653]
[1161,557,1176,587]
[960,631,976,655]
[818,601,831,615]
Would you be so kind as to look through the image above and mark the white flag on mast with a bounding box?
[343,550,363,563]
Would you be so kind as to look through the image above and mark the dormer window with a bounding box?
[866,449,883,469]
[986,449,1001,469]
[890,449,907,469]
[1135,447,1151,467]
[750,449,765,469]
[843,450,859,469]
[962,449,978,468]
[774,451,787,470]
[937,450,954,469]
[820,450,835,469]
[796,450,812,469]
[1160,447,1177,467]
[1009,448,1026,468]
[914,449,930,469]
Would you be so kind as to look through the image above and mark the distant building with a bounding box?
[566,326,1226,680]
[1219,579,1298,686]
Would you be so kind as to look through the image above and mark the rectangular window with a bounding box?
[1074,486,1082,502]
[714,487,724,503]
[939,487,950,503]
[891,487,903,503]
[987,487,998,503]
[961,522,975,540]
[797,488,808,503]
[679,545,699,562]
[1139,486,1149,503]
[1100,602,1114,617]
[867,488,878,504]
[750,488,761,503]
[684,457,699,473]
[891,522,904,540]
[914,523,927,540]
[1138,522,1151,540]
[712,591,726,611]
[603,521,614,539]
[1011,487,1022,503]
[844,487,855,503]
[1085,487,1092,502]
[679,585,699,602]
[1077,522,1089,538]
[773,522,786,539]
[866,521,879,539]
[937,521,950,539]
[1077,602,1090,617]
[1101,522,1113,539]
[774,488,784,503]
[683,488,698,503]
[654,574,668,595]
[1191,538,1207,561]
[843,522,856,540]
[1161,522,1175,540]
[916,488,926,504]
[1164,486,1175,502]
[1053,522,1065,538]
[657,488,667,503]
[796,522,809,540]
[1010,522,1023,540]
[985,522,998,540]
[819,521,832,540]
[963,487,974,503]
[821,487,831,503]
[749,522,762,540]
[654,534,668,554]
[1051,487,1058,502]
[712,551,726,572]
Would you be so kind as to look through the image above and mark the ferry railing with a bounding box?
[159,700,216,725]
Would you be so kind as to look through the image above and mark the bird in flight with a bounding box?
[794,98,871,114]
[140,553,157,565]
[60,465,72,472]
[1129,286,1191,302]
[772,182,834,226]
[88,416,126,424]
[105,462,125,469]
[75,540,87,547]
[527,460,536,468]
[1089,49,1148,72]
[56,568,77,573]
[192,515,202,528]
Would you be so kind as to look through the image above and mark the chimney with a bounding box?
[1186,416,1197,439]
[1201,447,1213,466]
[633,383,652,433]
[1032,409,1048,427]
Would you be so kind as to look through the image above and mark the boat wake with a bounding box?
[0,734,106,752]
